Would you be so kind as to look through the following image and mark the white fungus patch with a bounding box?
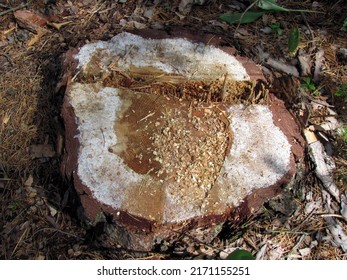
[215,105,292,207]
[75,32,250,81]
[69,83,141,208]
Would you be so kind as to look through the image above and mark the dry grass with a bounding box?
[0,60,40,169]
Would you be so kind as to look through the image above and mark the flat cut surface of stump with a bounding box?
[62,31,304,250]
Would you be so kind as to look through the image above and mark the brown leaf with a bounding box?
[27,28,47,46]
[35,254,45,260]
[14,10,48,34]
[2,114,10,125]
[298,49,312,76]
[48,204,58,217]
[30,144,55,159]
[47,21,73,31]
[24,175,33,187]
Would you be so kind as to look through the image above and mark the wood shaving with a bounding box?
[151,105,230,200]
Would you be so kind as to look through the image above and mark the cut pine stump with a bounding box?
[61,30,305,251]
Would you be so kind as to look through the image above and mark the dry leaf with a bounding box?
[35,255,45,260]
[299,247,311,257]
[24,175,34,187]
[30,144,55,159]
[268,246,284,260]
[48,205,58,217]
[179,0,199,14]
[2,114,10,125]
[298,49,312,76]
[266,57,299,77]
[27,28,47,46]
[47,21,73,30]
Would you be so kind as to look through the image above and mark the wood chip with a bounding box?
[14,10,48,33]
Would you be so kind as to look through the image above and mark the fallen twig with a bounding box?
[300,12,315,42]
[317,213,347,223]
[0,3,28,17]
[11,227,28,258]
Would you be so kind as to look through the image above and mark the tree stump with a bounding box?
[61,30,305,251]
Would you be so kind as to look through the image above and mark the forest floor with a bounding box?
[0,0,346,259]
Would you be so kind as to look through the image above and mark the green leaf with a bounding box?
[271,23,283,35]
[336,84,347,97]
[220,11,265,24]
[288,27,300,54]
[226,249,255,260]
